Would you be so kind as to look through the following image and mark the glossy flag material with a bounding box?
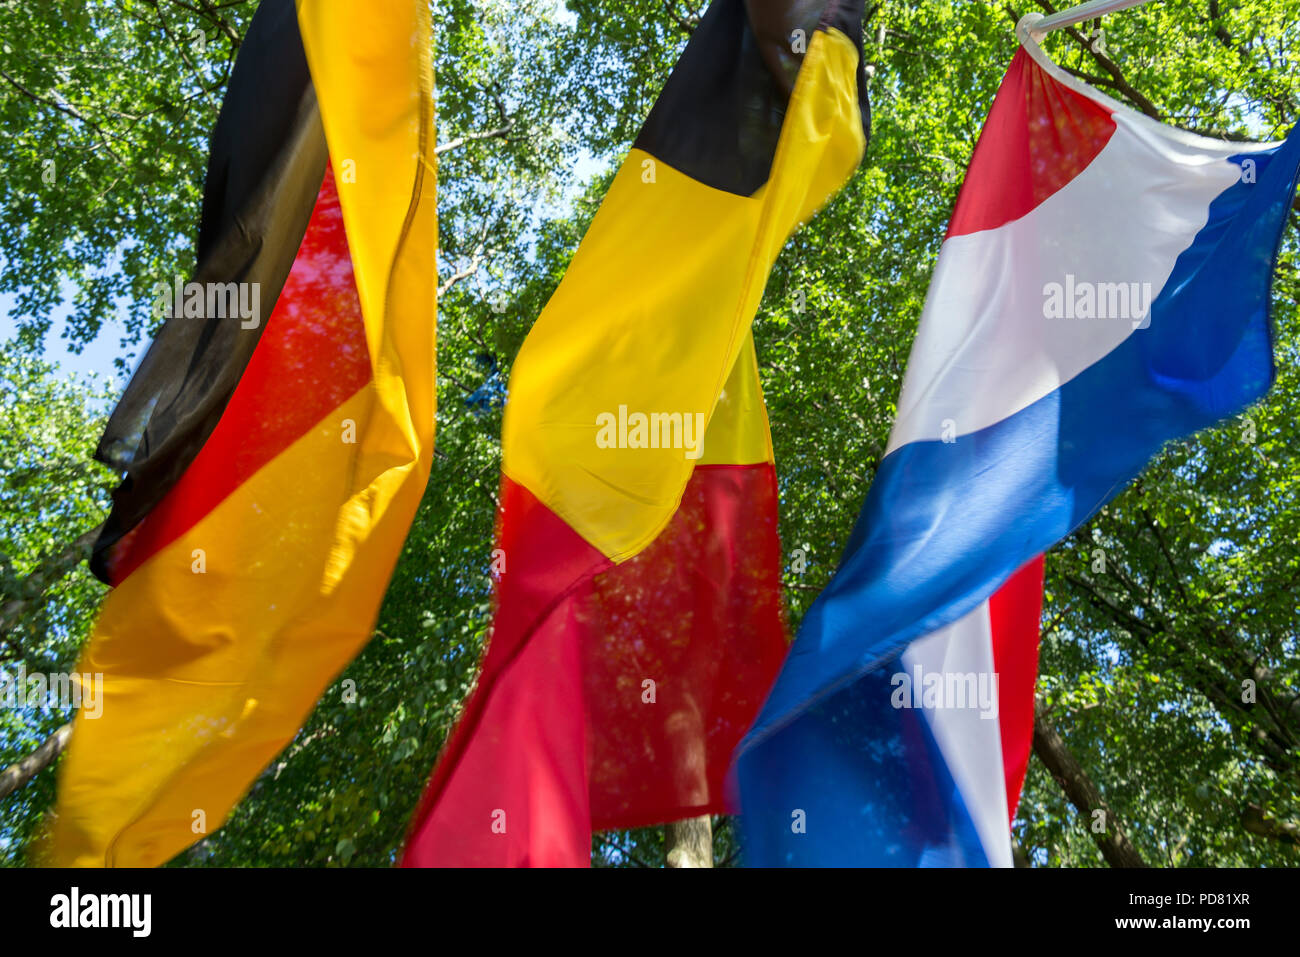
[50,0,436,866]
[735,15,1300,867]
[403,0,870,867]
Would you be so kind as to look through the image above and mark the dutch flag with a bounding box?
[735,20,1300,867]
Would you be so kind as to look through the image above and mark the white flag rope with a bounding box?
[1028,0,1160,38]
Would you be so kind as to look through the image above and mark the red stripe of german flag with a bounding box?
[104,166,371,585]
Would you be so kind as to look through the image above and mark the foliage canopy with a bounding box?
[0,0,1297,866]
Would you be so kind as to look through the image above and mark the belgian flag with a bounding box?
[49,0,436,866]
[403,0,869,866]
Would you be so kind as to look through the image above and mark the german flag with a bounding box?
[402,0,869,867]
[49,0,436,866]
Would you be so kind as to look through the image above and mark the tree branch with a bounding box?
[1030,0,1162,121]
[434,120,515,157]
[1242,803,1300,846]
[1032,697,1148,867]
[0,67,127,163]
[437,239,488,299]
[0,723,72,800]
[0,524,104,640]
[661,0,701,35]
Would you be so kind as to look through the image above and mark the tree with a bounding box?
[0,0,1297,867]
[0,345,113,864]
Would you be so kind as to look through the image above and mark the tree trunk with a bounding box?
[664,815,712,867]
[1011,838,1031,868]
[1032,698,1147,867]
[0,722,72,800]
